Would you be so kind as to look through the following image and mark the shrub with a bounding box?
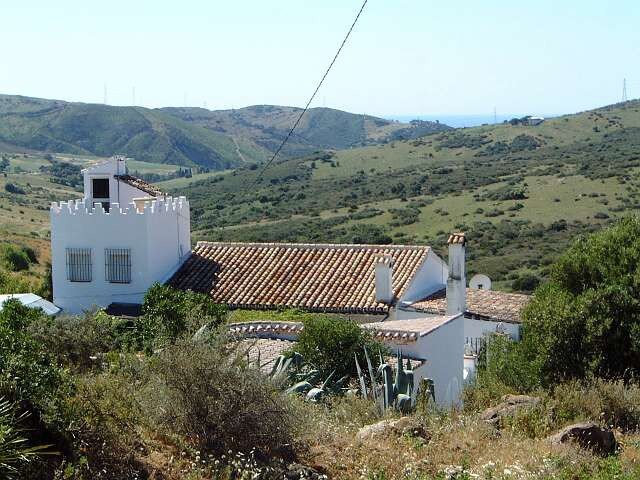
[28,311,121,372]
[0,300,69,414]
[476,334,542,393]
[0,398,50,479]
[141,283,228,347]
[0,245,31,272]
[144,338,296,456]
[521,217,640,385]
[61,370,145,478]
[4,183,25,195]
[511,273,540,292]
[551,378,640,431]
[295,316,385,380]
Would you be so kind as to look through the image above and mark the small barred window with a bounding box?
[105,248,131,284]
[66,248,92,282]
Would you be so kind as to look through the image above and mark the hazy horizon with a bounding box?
[2,0,638,118]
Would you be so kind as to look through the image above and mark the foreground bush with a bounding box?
[29,311,122,372]
[295,315,385,380]
[0,300,69,419]
[552,378,640,431]
[141,283,228,346]
[144,337,297,456]
[521,216,640,385]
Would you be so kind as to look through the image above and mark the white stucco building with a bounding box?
[49,156,530,405]
[50,157,191,313]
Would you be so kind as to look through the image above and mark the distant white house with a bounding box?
[525,116,545,126]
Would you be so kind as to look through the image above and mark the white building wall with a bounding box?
[464,317,520,343]
[379,314,464,408]
[422,315,464,407]
[82,158,126,206]
[82,157,159,208]
[395,308,521,344]
[50,196,190,313]
[390,252,447,320]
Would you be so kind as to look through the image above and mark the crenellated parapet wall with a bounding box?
[50,195,191,314]
[50,196,189,218]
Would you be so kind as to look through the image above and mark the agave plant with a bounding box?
[264,353,350,401]
[0,398,53,479]
[355,347,433,414]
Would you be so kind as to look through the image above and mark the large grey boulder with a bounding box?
[481,394,541,425]
[356,417,428,442]
[549,421,618,456]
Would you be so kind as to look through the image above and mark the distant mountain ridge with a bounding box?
[161,105,452,159]
[0,94,451,169]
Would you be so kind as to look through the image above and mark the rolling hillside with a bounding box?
[0,95,449,169]
[161,105,451,158]
[0,94,263,169]
[172,100,640,291]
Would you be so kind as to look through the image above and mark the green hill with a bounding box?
[0,95,449,170]
[161,105,450,158]
[0,94,264,169]
[172,100,640,291]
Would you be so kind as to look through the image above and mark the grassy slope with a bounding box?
[175,100,640,291]
[0,94,450,171]
[0,94,263,169]
[160,105,451,159]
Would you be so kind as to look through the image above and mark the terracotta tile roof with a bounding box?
[115,174,165,197]
[169,242,431,314]
[228,321,303,336]
[362,315,461,343]
[410,288,530,323]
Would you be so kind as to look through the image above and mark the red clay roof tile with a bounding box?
[169,242,431,314]
[411,288,530,323]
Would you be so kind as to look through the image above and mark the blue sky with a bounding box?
[2,0,639,116]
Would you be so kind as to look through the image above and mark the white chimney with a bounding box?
[446,232,466,315]
[375,255,394,304]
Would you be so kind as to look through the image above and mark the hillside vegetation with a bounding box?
[0,94,262,169]
[176,100,640,290]
[162,105,450,158]
[0,94,448,170]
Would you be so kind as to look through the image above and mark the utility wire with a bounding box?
[251,0,369,187]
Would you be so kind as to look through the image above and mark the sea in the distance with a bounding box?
[387,114,551,128]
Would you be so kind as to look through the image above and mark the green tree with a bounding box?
[520,216,640,385]
[141,284,227,347]
[295,316,385,380]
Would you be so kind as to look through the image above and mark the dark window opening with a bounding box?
[92,178,110,199]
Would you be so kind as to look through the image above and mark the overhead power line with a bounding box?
[252,0,369,186]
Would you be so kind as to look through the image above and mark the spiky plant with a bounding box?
[355,347,430,414]
[0,398,52,479]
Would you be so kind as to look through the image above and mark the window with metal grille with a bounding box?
[66,248,92,282]
[105,248,131,283]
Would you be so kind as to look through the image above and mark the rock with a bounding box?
[285,463,327,479]
[356,417,428,442]
[549,421,618,456]
[305,387,325,402]
[481,394,541,425]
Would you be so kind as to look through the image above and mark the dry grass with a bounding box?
[293,400,640,480]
